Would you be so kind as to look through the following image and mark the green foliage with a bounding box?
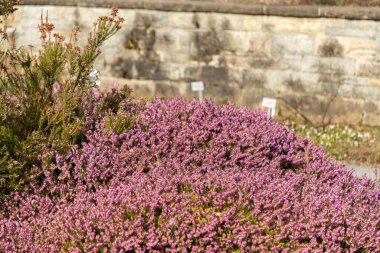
[0,6,125,202]
[286,121,373,161]
[0,0,18,40]
[0,0,18,17]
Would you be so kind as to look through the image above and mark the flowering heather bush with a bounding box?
[0,99,379,252]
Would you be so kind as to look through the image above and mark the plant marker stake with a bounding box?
[191,81,204,101]
[89,69,100,79]
[262,97,277,118]
[89,69,101,87]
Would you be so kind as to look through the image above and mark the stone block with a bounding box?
[222,31,251,53]
[361,101,380,126]
[368,78,380,87]
[282,72,320,94]
[353,85,380,100]
[272,33,315,56]
[363,101,379,113]
[184,66,202,80]
[347,50,377,61]
[187,13,209,30]
[343,20,380,31]
[167,12,196,29]
[201,66,228,85]
[238,87,276,108]
[343,76,369,86]
[135,10,169,29]
[262,16,325,34]
[196,66,234,102]
[161,51,191,64]
[340,84,380,100]
[315,58,356,77]
[362,113,380,126]
[155,81,186,98]
[356,60,380,77]
[240,15,264,32]
[248,52,275,69]
[340,37,376,53]
[204,81,236,104]
[319,6,380,21]
[154,28,192,52]
[247,32,273,55]
[280,94,326,123]
[326,27,377,39]
[278,55,318,72]
[323,98,363,125]
[264,69,294,93]
[239,69,267,89]
[218,54,252,69]
[161,63,187,81]
[266,5,318,18]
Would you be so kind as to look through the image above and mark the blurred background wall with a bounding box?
[5,1,380,125]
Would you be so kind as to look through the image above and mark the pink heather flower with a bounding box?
[0,97,379,252]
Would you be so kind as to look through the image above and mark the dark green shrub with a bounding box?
[0,5,126,201]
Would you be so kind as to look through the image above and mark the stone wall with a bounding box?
[5,1,380,125]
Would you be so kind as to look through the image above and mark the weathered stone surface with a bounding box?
[249,52,275,69]
[281,94,326,123]
[272,34,315,56]
[340,84,380,100]
[363,114,380,126]
[262,16,326,34]
[22,0,380,21]
[368,78,380,87]
[314,35,378,59]
[363,101,378,113]
[247,32,272,54]
[319,6,380,21]
[323,98,363,124]
[266,5,318,18]
[166,12,194,29]
[8,3,380,125]
[316,58,356,77]
[277,55,317,72]
[155,81,181,97]
[344,76,369,87]
[340,37,380,61]
[239,88,276,108]
[356,60,380,77]
[326,27,377,39]
[222,31,252,53]
[317,38,344,57]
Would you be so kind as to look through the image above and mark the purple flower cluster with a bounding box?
[0,98,379,252]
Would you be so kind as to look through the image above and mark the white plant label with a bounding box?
[89,69,100,78]
[262,97,277,117]
[191,81,204,92]
[262,97,277,108]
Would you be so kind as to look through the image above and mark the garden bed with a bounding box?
[1,2,379,251]
[283,121,380,168]
[1,98,379,252]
